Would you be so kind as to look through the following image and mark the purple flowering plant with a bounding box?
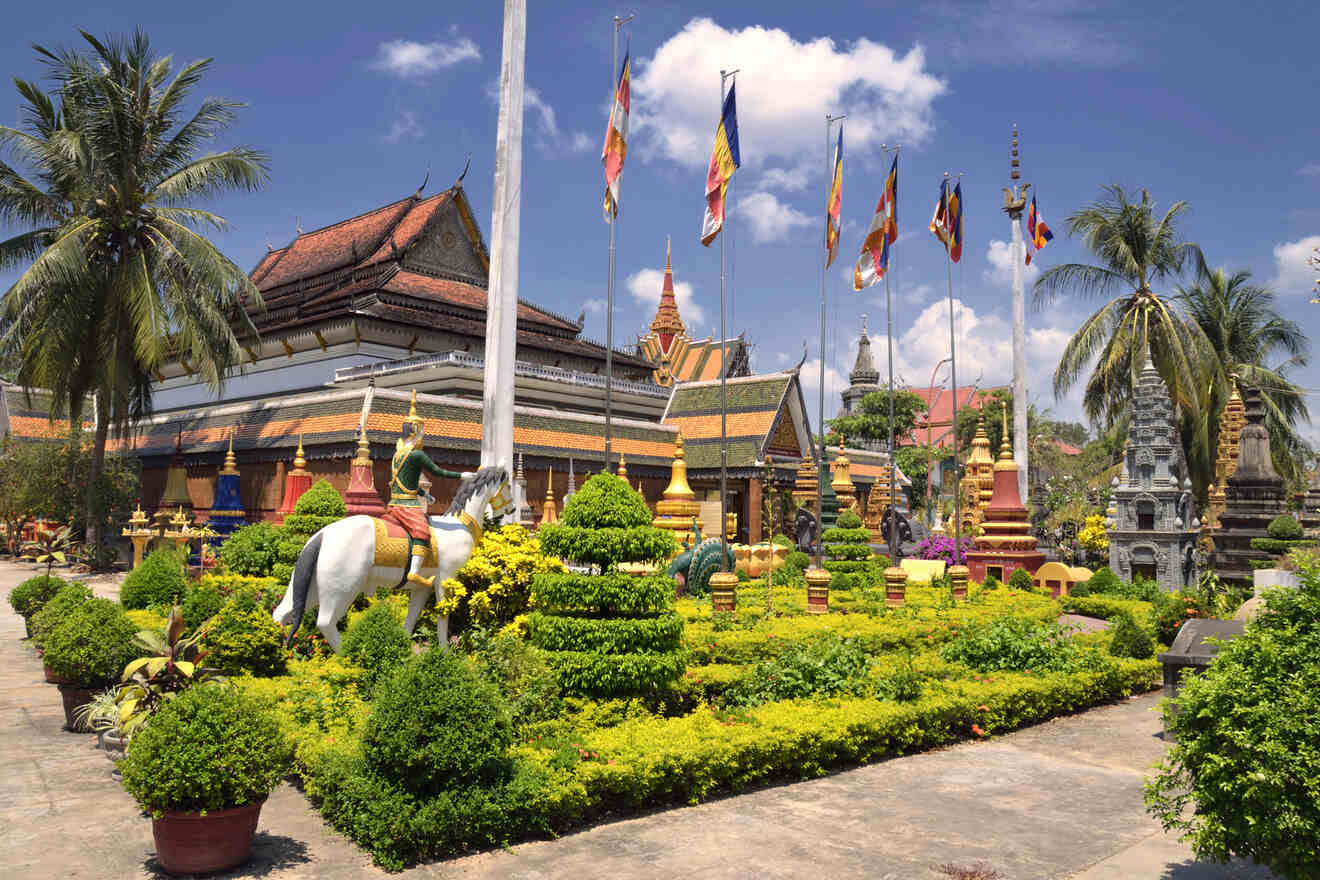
[915,535,974,565]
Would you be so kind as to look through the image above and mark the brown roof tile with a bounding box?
[256,197,415,291]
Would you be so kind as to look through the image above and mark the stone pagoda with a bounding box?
[206,434,246,538]
[965,413,1044,584]
[1205,381,1245,530]
[840,319,883,423]
[540,467,559,526]
[344,425,385,517]
[1211,385,1290,585]
[276,435,313,523]
[652,433,702,543]
[1107,356,1198,591]
[961,414,995,535]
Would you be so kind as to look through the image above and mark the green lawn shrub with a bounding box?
[217,522,283,577]
[469,629,562,729]
[725,634,871,706]
[30,582,93,647]
[42,597,141,687]
[1108,613,1155,659]
[1266,514,1303,540]
[940,616,1115,674]
[341,601,413,689]
[1082,566,1121,594]
[1008,568,1035,591]
[1146,556,1320,878]
[1060,594,1154,625]
[181,579,225,631]
[272,480,348,583]
[441,525,564,634]
[119,548,187,610]
[9,574,67,620]
[364,648,514,795]
[1151,591,1213,645]
[202,598,288,676]
[120,685,290,816]
[785,550,810,572]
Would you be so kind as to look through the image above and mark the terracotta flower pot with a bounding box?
[57,683,100,732]
[151,799,265,875]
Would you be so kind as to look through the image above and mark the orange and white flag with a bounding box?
[602,50,630,222]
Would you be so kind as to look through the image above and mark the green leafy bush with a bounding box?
[941,616,1112,674]
[180,580,225,631]
[1108,613,1154,659]
[42,598,141,687]
[1151,591,1212,644]
[526,610,683,654]
[982,574,1002,590]
[30,582,93,646]
[9,574,67,619]
[1008,568,1035,591]
[1084,566,1121,594]
[771,534,794,548]
[119,548,187,610]
[364,648,514,795]
[217,522,283,576]
[725,634,871,706]
[537,525,676,568]
[836,509,863,529]
[202,599,288,676]
[532,572,671,615]
[540,649,687,698]
[291,478,348,518]
[1266,514,1303,540]
[469,629,562,729]
[785,551,810,572]
[440,524,565,633]
[342,601,413,689]
[821,527,871,543]
[120,685,290,816]
[823,543,870,560]
[1146,555,1320,877]
[560,472,652,528]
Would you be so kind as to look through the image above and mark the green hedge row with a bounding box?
[822,560,869,573]
[1248,537,1316,554]
[1060,595,1153,625]
[531,572,672,615]
[300,657,1158,869]
[820,527,872,544]
[537,525,677,568]
[539,649,689,698]
[526,610,683,654]
[823,543,871,560]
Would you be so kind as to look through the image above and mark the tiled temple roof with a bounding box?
[662,372,804,471]
[0,384,94,440]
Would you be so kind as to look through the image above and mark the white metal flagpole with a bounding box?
[604,13,634,472]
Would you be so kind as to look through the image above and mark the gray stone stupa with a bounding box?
[1210,384,1289,585]
[1108,354,1198,591]
[840,319,883,420]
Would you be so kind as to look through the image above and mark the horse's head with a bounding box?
[485,470,515,520]
[447,466,514,522]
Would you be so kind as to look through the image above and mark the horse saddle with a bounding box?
[371,518,440,569]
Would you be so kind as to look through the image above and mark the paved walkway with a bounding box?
[0,561,1277,879]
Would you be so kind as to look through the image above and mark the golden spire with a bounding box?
[541,466,559,525]
[404,388,424,430]
[618,453,628,480]
[660,432,695,501]
[353,423,371,466]
[293,434,306,471]
[220,432,239,475]
[994,402,1016,470]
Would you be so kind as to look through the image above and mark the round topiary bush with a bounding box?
[363,648,513,796]
[1267,514,1304,541]
[342,601,413,688]
[201,599,288,677]
[120,549,188,610]
[9,574,68,620]
[181,580,226,631]
[217,522,283,577]
[1085,566,1122,595]
[1108,612,1155,659]
[836,509,864,530]
[30,582,93,647]
[120,684,290,816]
[785,550,810,572]
[42,598,141,687]
[1008,568,1035,591]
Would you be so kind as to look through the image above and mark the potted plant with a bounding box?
[119,685,291,875]
[116,605,226,739]
[71,687,129,762]
[29,583,93,681]
[41,598,141,730]
[7,574,67,638]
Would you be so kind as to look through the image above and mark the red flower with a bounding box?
[971,724,986,737]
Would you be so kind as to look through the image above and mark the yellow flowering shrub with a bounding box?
[439,524,564,630]
[1079,514,1110,554]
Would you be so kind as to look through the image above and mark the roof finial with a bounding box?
[295,215,303,235]
[456,152,472,186]
[294,433,306,471]
[861,313,868,336]
[666,234,671,269]
[416,166,430,196]
[1010,123,1020,181]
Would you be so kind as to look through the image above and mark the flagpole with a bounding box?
[883,143,900,561]
[816,112,844,565]
[944,171,965,565]
[605,14,634,473]
[719,68,738,567]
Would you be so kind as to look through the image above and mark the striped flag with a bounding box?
[601,49,631,222]
[930,179,963,263]
[825,126,843,268]
[853,154,898,290]
[1025,194,1053,265]
[700,83,741,246]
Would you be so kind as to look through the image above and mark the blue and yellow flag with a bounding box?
[700,83,741,246]
[854,154,897,290]
[929,178,963,263]
[825,126,844,268]
[1026,194,1053,264]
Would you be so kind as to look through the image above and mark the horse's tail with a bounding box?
[284,530,325,648]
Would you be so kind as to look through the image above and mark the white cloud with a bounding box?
[568,131,594,153]
[760,166,811,192]
[632,19,945,171]
[984,239,1040,287]
[582,298,606,314]
[626,267,706,329]
[800,357,849,423]
[738,191,813,244]
[1268,235,1320,296]
[1299,163,1320,177]
[372,37,480,77]
[483,83,590,156]
[381,109,422,144]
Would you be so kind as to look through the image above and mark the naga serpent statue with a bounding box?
[667,521,735,596]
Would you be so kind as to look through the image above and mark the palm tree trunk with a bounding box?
[85,390,109,550]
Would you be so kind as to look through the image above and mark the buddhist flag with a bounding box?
[930,179,963,262]
[601,49,631,222]
[853,154,898,290]
[1025,194,1053,265]
[825,126,844,268]
[700,83,741,246]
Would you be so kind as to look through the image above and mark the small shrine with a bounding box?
[791,456,820,516]
[965,410,1044,584]
[652,433,701,544]
[344,425,386,516]
[962,414,995,534]
[121,506,153,569]
[1211,384,1290,585]
[155,432,193,531]
[1107,355,1198,591]
[1205,381,1245,530]
[515,453,535,525]
[830,440,859,511]
[276,434,312,523]
[206,434,247,538]
[1300,466,1320,531]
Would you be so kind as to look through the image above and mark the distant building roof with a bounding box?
[661,371,811,472]
[903,385,1010,449]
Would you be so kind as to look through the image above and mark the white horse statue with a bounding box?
[272,466,513,651]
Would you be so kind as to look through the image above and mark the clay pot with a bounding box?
[151,799,265,875]
[43,664,64,684]
[57,683,99,732]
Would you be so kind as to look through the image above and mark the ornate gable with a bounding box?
[401,194,489,286]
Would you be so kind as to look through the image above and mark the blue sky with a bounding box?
[2,1,1319,438]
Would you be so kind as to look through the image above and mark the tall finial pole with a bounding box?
[1003,124,1030,502]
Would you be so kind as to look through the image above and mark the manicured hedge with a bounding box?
[822,560,868,573]
[820,527,871,544]
[1060,595,1154,626]
[536,526,677,568]
[823,543,871,560]
[544,649,689,697]
[532,572,672,615]
[525,610,683,654]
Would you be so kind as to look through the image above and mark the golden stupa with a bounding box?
[541,466,559,526]
[653,432,702,542]
[830,440,858,511]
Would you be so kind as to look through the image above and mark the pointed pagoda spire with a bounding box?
[541,466,558,526]
[220,432,239,476]
[649,236,686,354]
[849,315,879,386]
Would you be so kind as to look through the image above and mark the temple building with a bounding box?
[1106,356,1198,591]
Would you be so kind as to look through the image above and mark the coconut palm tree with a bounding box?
[0,31,267,546]
[1176,268,1310,485]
